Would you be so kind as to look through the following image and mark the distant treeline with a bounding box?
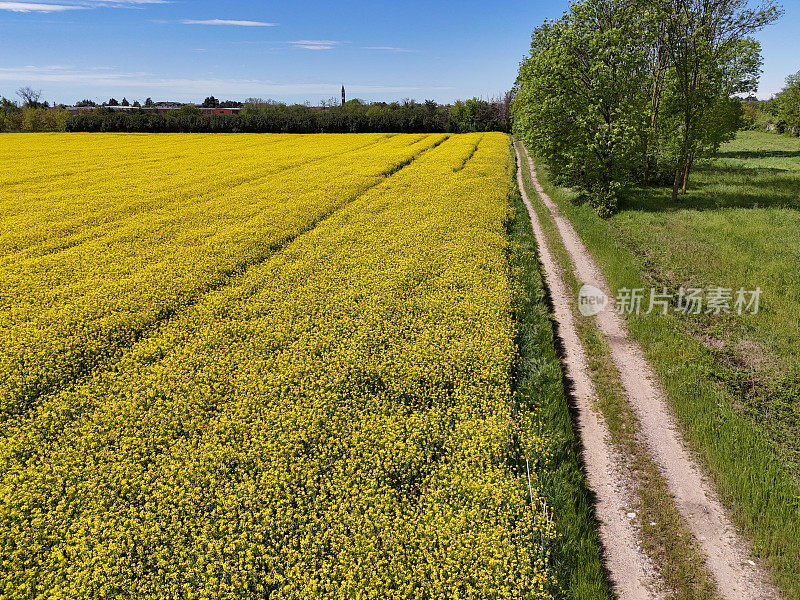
[741,71,800,135]
[63,98,512,134]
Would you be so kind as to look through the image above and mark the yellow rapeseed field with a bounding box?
[0,133,556,598]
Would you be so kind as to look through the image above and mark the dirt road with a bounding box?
[514,143,780,600]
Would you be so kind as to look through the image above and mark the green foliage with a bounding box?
[720,71,800,136]
[513,0,782,214]
[173,104,202,117]
[658,0,779,199]
[65,98,512,134]
[740,99,762,129]
[0,99,69,132]
[513,0,653,216]
[775,70,800,134]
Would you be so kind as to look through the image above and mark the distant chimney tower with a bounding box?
[342,85,346,106]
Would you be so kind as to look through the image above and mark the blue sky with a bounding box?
[0,0,797,105]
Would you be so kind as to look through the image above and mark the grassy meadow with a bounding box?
[532,130,800,598]
[616,131,800,467]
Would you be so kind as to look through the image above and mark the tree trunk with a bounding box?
[643,51,665,187]
[671,165,683,202]
[672,109,691,201]
[681,152,693,195]
[672,143,688,202]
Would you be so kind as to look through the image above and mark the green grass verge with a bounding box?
[507,182,613,600]
[529,131,800,599]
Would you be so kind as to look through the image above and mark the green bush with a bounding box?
[0,101,69,132]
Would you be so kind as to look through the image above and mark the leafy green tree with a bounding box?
[659,0,781,199]
[514,0,653,215]
[775,70,800,134]
[0,96,22,132]
[175,105,202,117]
[514,0,782,213]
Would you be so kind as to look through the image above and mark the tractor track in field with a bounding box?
[1,133,406,264]
[3,135,452,432]
[514,142,781,600]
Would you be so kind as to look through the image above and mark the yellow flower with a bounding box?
[0,133,555,599]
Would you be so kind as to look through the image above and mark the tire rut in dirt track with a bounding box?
[516,142,781,600]
[514,146,661,600]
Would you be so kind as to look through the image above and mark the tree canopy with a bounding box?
[513,0,782,214]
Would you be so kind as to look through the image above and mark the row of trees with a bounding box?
[0,98,69,132]
[201,96,243,108]
[741,71,800,134]
[64,97,512,134]
[513,0,782,215]
[77,97,241,108]
[77,98,159,108]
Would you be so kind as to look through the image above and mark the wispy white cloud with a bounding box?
[0,0,166,11]
[82,0,167,4]
[362,46,418,53]
[0,2,85,11]
[182,19,276,27]
[0,65,454,97]
[289,40,340,51]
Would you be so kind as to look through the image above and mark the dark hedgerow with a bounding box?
[64,98,513,134]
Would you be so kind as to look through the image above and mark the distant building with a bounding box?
[199,107,242,116]
[342,85,346,106]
